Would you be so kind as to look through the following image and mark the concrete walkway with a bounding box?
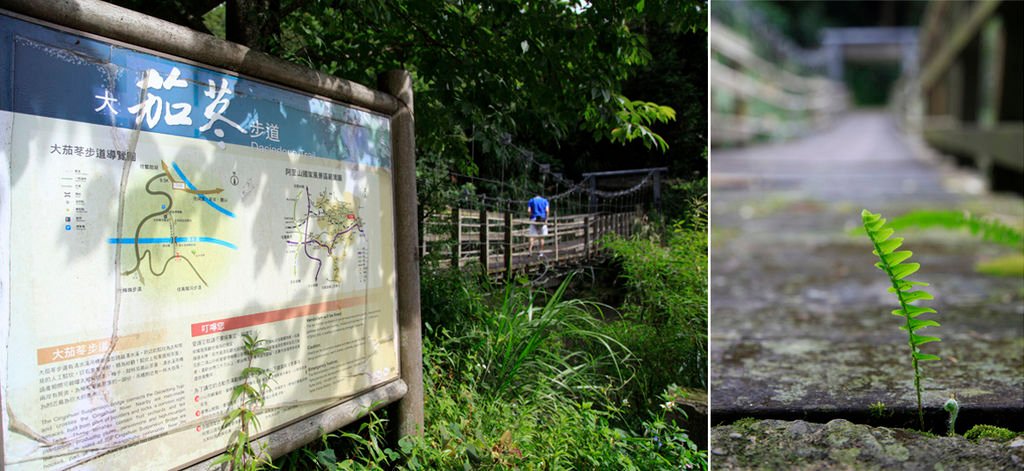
[710,111,1023,432]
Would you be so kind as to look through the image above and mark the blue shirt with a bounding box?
[528,196,549,221]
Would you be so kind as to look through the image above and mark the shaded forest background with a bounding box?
[110,0,708,213]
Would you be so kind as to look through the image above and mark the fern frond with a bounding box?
[888,210,1024,249]
[862,209,941,431]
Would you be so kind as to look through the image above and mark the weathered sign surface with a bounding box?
[1,12,399,469]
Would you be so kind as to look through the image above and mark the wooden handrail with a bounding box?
[420,208,640,273]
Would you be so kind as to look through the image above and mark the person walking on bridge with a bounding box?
[527,194,549,257]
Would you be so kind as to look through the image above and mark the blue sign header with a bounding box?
[0,14,391,168]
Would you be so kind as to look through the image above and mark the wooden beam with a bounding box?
[923,121,1024,172]
[920,0,1002,91]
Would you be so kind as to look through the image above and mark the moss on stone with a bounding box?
[964,424,1018,441]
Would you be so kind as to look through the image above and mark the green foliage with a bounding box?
[976,254,1024,277]
[963,424,1018,442]
[284,219,709,469]
[604,223,708,333]
[604,96,677,151]
[297,351,707,470]
[862,209,941,431]
[418,263,491,328]
[285,276,707,470]
[601,223,708,412]
[663,177,708,231]
[451,275,632,401]
[844,62,901,106]
[887,210,1024,249]
[268,0,706,212]
[214,333,275,471]
[202,3,226,39]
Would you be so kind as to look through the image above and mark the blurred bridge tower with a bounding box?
[821,27,919,81]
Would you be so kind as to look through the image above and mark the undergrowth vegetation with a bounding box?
[601,221,708,409]
[279,214,708,469]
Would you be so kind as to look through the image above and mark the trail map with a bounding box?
[1,13,399,471]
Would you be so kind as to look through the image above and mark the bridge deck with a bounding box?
[710,111,1024,431]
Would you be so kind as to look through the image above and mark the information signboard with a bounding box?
[0,12,399,469]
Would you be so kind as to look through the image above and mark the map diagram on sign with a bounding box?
[111,161,237,290]
[285,185,368,285]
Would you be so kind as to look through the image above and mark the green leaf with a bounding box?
[875,228,895,241]
[316,448,337,466]
[902,290,934,303]
[890,263,920,280]
[876,237,903,254]
[913,352,941,361]
[241,367,266,378]
[887,250,913,265]
[223,409,243,427]
[892,305,937,318]
[900,319,940,331]
[911,334,941,346]
[866,218,886,232]
[888,280,929,293]
[230,385,245,404]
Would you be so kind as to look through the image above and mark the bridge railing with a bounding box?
[910,0,1023,190]
[420,207,642,273]
[710,18,847,146]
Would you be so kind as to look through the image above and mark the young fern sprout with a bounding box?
[861,209,941,431]
[944,396,959,436]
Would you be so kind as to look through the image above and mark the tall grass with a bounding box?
[453,275,632,401]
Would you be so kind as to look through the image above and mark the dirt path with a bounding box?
[710,111,1023,432]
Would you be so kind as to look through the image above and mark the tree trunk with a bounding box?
[226,0,281,51]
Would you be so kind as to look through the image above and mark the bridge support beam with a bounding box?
[504,209,513,274]
[479,208,489,271]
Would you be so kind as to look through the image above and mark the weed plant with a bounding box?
[214,333,275,471]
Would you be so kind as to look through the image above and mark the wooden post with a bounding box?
[504,209,513,274]
[653,170,662,216]
[417,205,426,259]
[379,69,423,438]
[451,207,461,268]
[584,216,591,259]
[479,208,489,271]
[588,176,598,214]
[553,207,559,262]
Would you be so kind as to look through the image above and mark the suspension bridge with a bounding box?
[418,167,669,275]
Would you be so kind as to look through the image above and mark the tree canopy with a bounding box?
[110,0,707,211]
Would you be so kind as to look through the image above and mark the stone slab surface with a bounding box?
[710,112,1024,430]
[710,419,1024,470]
